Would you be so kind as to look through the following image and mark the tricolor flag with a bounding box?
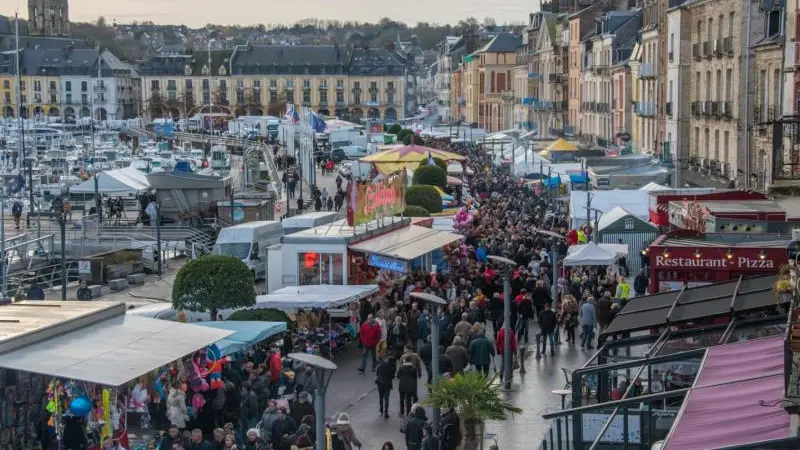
[285,104,299,124]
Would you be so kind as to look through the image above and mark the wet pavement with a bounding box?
[322,320,590,449]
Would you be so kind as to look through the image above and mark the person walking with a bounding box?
[468,329,495,376]
[358,314,381,373]
[536,302,558,358]
[404,407,427,450]
[495,322,517,384]
[375,356,395,419]
[579,297,598,350]
[445,336,469,374]
[396,355,419,417]
[634,268,649,297]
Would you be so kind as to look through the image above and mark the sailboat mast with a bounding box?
[14,11,25,174]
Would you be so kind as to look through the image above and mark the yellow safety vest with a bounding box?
[577,231,587,244]
[619,282,631,299]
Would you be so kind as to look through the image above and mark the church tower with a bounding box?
[28,0,69,37]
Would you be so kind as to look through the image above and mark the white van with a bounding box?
[213,221,283,279]
[281,211,338,234]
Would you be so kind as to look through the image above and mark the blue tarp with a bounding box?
[542,175,561,187]
[569,173,588,184]
[195,321,287,356]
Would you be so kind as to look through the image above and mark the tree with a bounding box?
[96,16,107,28]
[229,307,294,331]
[426,371,522,450]
[172,255,256,321]
[406,185,443,214]
[397,128,413,142]
[402,134,424,146]
[387,124,403,135]
[401,205,430,217]
[417,157,448,172]
[413,164,447,188]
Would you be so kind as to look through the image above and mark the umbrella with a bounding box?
[361,144,465,174]
[545,138,578,152]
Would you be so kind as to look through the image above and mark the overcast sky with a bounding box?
[51,0,536,27]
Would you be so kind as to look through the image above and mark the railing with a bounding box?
[722,36,734,55]
[639,63,656,78]
[786,42,800,68]
[665,101,673,118]
[755,104,780,123]
[636,101,655,117]
[692,43,702,60]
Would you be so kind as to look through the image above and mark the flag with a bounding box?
[285,104,299,124]
[427,151,435,166]
[307,110,327,133]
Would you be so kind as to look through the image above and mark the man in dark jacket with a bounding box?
[419,337,434,384]
[289,391,314,425]
[537,302,558,358]
[439,408,461,450]
[405,407,428,450]
[421,424,439,450]
[396,355,419,416]
[270,408,297,450]
[634,269,649,297]
[375,356,396,418]
[516,292,535,344]
[596,294,614,334]
[468,330,495,375]
[445,337,469,374]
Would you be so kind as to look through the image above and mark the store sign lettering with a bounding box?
[368,254,407,273]
[352,172,407,226]
[364,183,400,216]
[655,256,775,269]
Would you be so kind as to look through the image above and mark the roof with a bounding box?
[231,44,347,76]
[256,285,379,310]
[605,275,782,335]
[663,337,789,450]
[348,47,406,76]
[0,46,132,77]
[655,233,792,248]
[477,32,521,53]
[0,302,233,386]
[597,206,654,231]
[348,225,464,261]
[562,241,617,266]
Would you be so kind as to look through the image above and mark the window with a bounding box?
[254,80,261,88]
[19,80,25,90]
[319,88,328,103]
[270,79,277,88]
[219,80,227,90]
[387,81,394,90]
[202,92,210,104]
[49,81,56,91]
[388,91,394,105]
[167,80,177,90]
[202,79,209,90]
[185,79,193,90]
[81,93,87,104]
[33,81,41,92]
[2,80,9,89]
[270,91,277,103]
[336,79,344,89]
[354,81,360,89]
[370,91,377,103]
[236,79,244,88]
[286,90,294,103]
[151,80,160,91]
[370,81,377,90]
[65,93,72,104]
[336,90,344,103]
[168,91,176,101]
[298,252,344,285]
[303,79,311,89]
[303,89,311,103]
[287,80,295,89]
[81,81,87,92]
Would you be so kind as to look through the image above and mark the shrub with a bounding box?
[229,307,295,331]
[387,124,403,135]
[413,164,447,188]
[417,157,448,172]
[406,185,443,214]
[401,205,431,217]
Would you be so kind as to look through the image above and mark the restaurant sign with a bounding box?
[368,254,407,273]
[351,172,407,226]
[654,256,776,269]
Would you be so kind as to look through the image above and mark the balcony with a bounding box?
[93,85,106,93]
[786,42,800,69]
[703,100,713,116]
[691,101,704,117]
[528,72,542,79]
[581,101,597,112]
[597,102,610,113]
[548,73,565,83]
[712,39,723,57]
[723,37,734,56]
[665,101,673,117]
[638,63,655,79]
[668,50,674,62]
[711,100,722,117]
[754,104,780,123]
[722,100,733,118]
[703,41,712,59]
[635,101,655,117]
[593,64,609,75]
[693,43,702,60]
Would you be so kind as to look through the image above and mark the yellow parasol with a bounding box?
[361,144,466,174]
[545,138,578,152]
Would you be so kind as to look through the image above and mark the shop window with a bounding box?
[624,218,634,230]
[298,252,344,285]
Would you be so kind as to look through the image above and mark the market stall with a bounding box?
[258,285,378,358]
[0,301,232,450]
[193,321,287,356]
[563,242,618,267]
[596,206,659,274]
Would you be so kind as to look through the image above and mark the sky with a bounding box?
[42,0,537,27]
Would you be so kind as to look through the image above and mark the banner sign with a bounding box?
[351,172,406,226]
[368,254,407,273]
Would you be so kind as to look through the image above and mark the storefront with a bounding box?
[647,232,789,292]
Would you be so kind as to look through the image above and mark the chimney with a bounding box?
[464,32,477,54]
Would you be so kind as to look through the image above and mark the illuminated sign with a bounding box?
[351,172,407,226]
[368,254,407,273]
[654,256,775,269]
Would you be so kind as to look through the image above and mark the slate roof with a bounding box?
[347,48,406,77]
[230,44,348,76]
[477,32,521,53]
[0,47,100,76]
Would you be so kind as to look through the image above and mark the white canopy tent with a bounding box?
[256,285,378,310]
[70,166,150,195]
[563,242,618,266]
[567,242,629,258]
[639,182,672,192]
[570,190,650,229]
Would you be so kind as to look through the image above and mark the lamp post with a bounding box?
[155,201,162,276]
[287,353,337,450]
[53,196,67,300]
[0,178,5,298]
[487,255,517,390]
[25,157,40,239]
[409,291,448,433]
[91,166,102,224]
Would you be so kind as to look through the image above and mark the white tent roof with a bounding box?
[0,314,232,386]
[639,182,672,192]
[563,242,618,266]
[256,285,378,310]
[567,242,628,258]
[598,206,658,232]
[570,190,650,228]
[70,167,150,195]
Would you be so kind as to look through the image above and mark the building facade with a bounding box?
[530,13,569,137]
[138,45,407,123]
[435,36,468,122]
[666,3,693,186]
[611,61,632,146]
[633,25,659,154]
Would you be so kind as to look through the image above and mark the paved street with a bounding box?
[323,320,589,449]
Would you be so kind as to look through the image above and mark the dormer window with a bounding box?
[201,65,209,76]
[184,65,192,76]
[218,65,227,76]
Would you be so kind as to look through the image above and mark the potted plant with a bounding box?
[426,371,522,450]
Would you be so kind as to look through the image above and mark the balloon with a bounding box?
[69,396,92,417]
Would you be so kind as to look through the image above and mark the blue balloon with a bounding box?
[69,395,92,417]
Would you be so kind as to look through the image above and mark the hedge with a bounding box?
[406,185,443,214]
[413,164,447,188]
[402,205,431,217]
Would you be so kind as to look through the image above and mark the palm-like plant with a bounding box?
[426,371,522,450]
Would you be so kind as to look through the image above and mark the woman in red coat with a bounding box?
[495,323,517,383]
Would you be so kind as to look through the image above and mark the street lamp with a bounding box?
[90,166,102,224]
[487,254,517,390]
[409,291,447,433]
[287,352,337,450]
[24,156,35,231]
[53,196,67,300]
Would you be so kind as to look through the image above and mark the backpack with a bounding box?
[11,202,22,215]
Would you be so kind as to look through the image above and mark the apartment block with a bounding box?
[666,2,693,185]
[528,13,569,137]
